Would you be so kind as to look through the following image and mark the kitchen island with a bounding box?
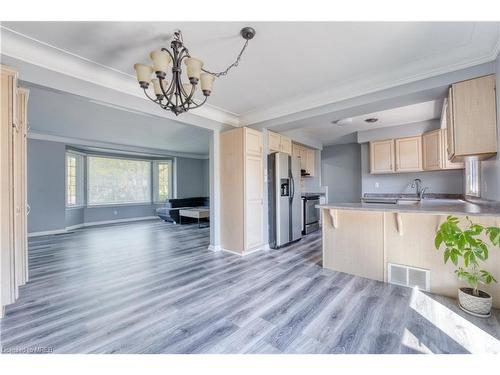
[318,200,500,308]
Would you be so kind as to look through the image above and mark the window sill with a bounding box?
[66,205,85,210]
[86,202,153,208]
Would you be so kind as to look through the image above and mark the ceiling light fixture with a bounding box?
[364,117,379,123]
[134,27,255,116]
[332,118,353,126]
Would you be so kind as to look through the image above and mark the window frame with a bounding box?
[65,151,85,208]
[153,159,174,204]
[86,154,153,207]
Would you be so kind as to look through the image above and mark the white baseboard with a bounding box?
[82,216,159,228]
[28,229,67,238]
[208,244,222,252]
[219,245,266,257]
[29,216,160,237]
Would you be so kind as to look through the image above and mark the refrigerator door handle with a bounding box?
[290,175,295,200]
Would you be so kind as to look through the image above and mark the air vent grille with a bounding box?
[388,263,430,291]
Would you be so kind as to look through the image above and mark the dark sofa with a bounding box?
[156,197,209,224]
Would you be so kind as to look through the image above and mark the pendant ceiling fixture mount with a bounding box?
[134,27,255,116]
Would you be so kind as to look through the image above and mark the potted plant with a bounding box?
[435,215,500,317]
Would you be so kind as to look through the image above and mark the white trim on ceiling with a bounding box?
[28,131,209,159]
[0,26,241,127]
[2,25,500,129]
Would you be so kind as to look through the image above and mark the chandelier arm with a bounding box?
[201,39,249,78]
[143,88,160,104]
[187,95,208,109]
[159,78,176,108]
[160,47,175,62]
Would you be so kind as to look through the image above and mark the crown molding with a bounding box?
[0,26,240,127]
[28,131,209,159]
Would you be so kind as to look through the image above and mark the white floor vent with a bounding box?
[388,263,430,291]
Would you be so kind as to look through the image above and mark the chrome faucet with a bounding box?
[410,178,428,199]
[410,178,422,197]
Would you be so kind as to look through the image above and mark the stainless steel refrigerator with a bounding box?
[268,152,302,248]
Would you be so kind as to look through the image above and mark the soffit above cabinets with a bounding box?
[2,22,499,128]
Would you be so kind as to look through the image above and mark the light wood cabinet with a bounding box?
[395,135,422,172]
[220,127,264,254]
[447,74,497,161]
[423,129,464,171]
[267,130,292,155]
[1,65,28,317]
[370,139,395,174]
[292,142,316,177]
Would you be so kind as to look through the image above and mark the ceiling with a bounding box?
[294,100,444,146]
[26,85,211,155]
[3,22,500,124]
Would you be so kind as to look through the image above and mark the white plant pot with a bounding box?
[458,287,492,318]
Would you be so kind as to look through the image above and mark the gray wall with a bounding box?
[481,56,500,201]
[176,157,209,198]
[321,143,362,203]
[28,139,210,234]
[28,139,66,233]
[360,143,463,195]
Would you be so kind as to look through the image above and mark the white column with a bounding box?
[262,128,270,248]
[208,128,221,251]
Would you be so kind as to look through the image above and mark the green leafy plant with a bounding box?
[435,216,500,296]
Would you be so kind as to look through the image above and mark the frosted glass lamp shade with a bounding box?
[134,64,154,88]
[200,73,215,96]
[150,50,171,78]
[151,78,165,98]
[184,58,204,83]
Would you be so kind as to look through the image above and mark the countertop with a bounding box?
[318,200,500,217]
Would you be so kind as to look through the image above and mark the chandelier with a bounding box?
[134,27,255,116]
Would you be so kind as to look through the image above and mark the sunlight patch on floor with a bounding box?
[410,287,500,354]
[401,328,433,353]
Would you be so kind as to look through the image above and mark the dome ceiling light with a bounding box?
[134,27,255,116]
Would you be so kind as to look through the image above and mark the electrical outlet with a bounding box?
[375,182,380,189]
[114,210,118,215]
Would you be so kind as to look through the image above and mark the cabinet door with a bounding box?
[280,136,292,155]
[244,155,263,251]
[446,89,455,160]
[452,74,497,159]
[370,139,394,174]
[306,148,315,177]
[422,130,442,171]
[441,129,464,170]
[245,128,262,156]
[395,136,422,172]
[268,131,281,153]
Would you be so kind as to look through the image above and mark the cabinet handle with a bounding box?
[12,122,20,132]
[26,204,31,215]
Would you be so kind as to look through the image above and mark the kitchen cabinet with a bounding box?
[395,135,422,172]
[220,127,264,254]
[423,129,464,171]
[1,65,28,317]
[370,139,395,174]
[447,74,497,161]
[292,142,316,177]
[268,130,292,155]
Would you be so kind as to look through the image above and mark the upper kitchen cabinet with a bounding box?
[395,135,422,172]
[370,139,395,174]
[447,74,497,161]
[292,142,315,177]
[267,130,292,155]
[423,129,464,171]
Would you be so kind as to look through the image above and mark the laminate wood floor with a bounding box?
[2,220,500,354]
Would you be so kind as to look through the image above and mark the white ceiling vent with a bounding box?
[388,263,430,292]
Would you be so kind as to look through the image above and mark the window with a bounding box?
[465,158,481,197]
[66,152,84,207]
[154,160,173,203]
[88,156,151,205]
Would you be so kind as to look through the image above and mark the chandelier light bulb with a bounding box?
[133,64,154,88]
[184,58,204,84]
[200,73,215,96]
[149,50,172,79]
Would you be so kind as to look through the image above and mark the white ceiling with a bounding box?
[3,22,500,125]
[26,85,211,155]
[295,100,443,146]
